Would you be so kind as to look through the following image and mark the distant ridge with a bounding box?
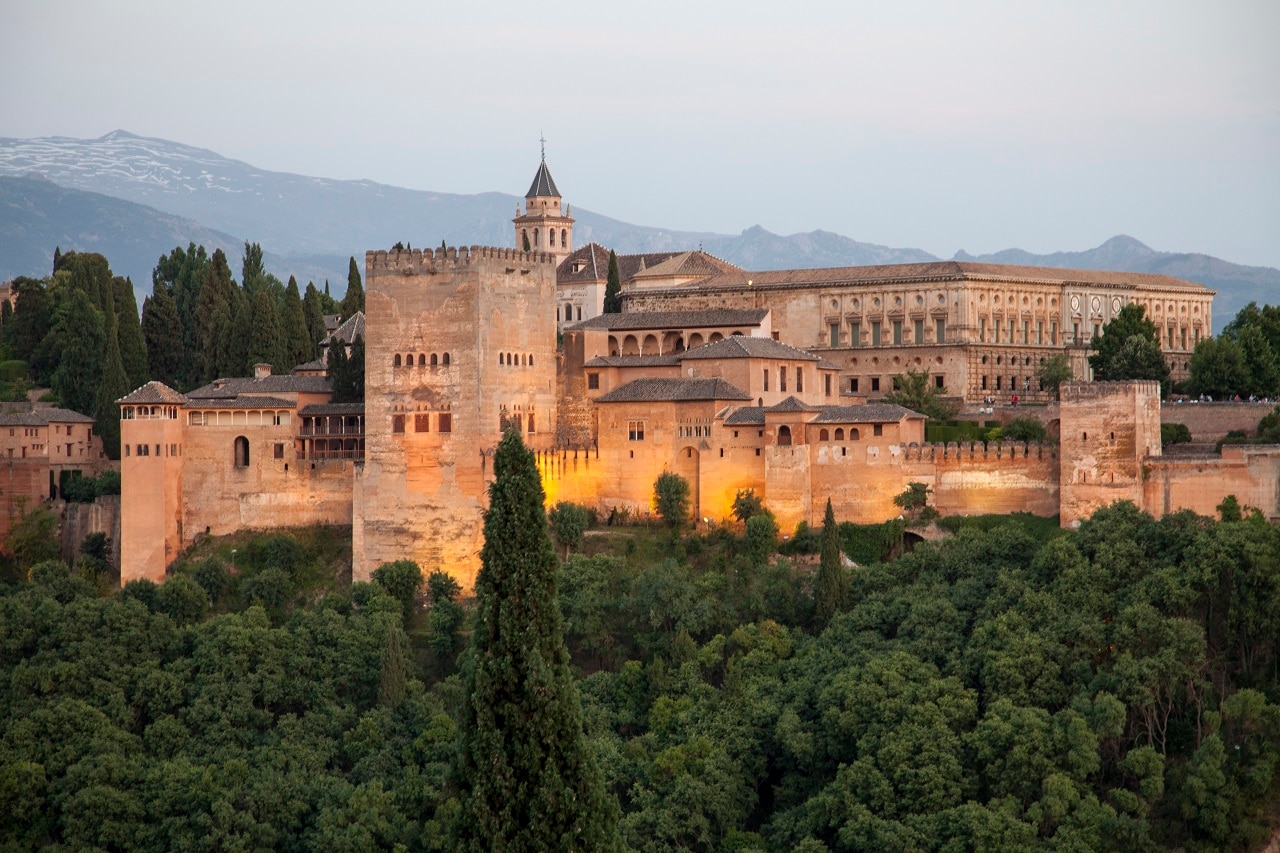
[0,131,1274,330]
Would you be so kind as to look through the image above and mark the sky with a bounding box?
[3,0,1278,268]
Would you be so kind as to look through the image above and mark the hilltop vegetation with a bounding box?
[1,498,1278,850]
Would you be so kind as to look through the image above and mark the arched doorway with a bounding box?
[778,425,792,446]
[674,446,700,521]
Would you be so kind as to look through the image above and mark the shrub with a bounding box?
[549,501,593,558]
[1161,422,1192,446]
[653,471,691,529]
[372,559,424,623]
[1003,416,1049,443]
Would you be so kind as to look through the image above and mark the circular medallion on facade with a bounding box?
[1112,297,1121,314]
[1091,296,1101,313]
[1070,295,1080,312]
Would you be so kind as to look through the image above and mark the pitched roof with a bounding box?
[526,159,561,198]
[0,406,95,426]
[568,308,770,332]
[186,375,332,399]
[812,404,924,423]
[629,251,744,281]
[326,311,364,346]
[117,381,188,406]
[583,354,682,368]
[299,403,366,416]
[668,260,1212,294]
[768,396,818,412]
[292,357,327,373]
[678,335,819,362]
[187,395,297,410]
[556,244,745,285]
[595,377,752,403]
[723,406,766,425]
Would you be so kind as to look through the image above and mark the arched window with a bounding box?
[394,354,401,367]
[835,428,845,440]
[521,229,528,249]
[418,354,426,366]
[430,353,438,366]
[778,425,792,446]
[528,355,533,366]
[576,306,582,321]
[498,353,504,366]
[561,229,567,248]
[850,428,860,440]
[443,353,451,366]
[533,228,539,247]
[234,436,250,467]
[819,428,829,441]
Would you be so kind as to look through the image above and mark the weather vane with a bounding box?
[540,132,546,162]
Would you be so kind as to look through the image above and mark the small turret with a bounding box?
[514,137,574,266]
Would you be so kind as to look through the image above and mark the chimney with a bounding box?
[254,363,272,380]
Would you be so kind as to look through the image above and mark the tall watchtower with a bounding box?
[514,141,573,266]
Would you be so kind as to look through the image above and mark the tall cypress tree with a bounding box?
[603,249,622,314]
[340,256,364,318]
[141,282,182,386]
[452,429,620,851]
[325,337,349,398]
[193,249,235,385]
[113,276,149,388]
[814,498,847,630]
[154,243,209,390]
[281,276,312,370]
[246,287,286,374]
[302,283,327,358]
[226,287,251,377]
[51,289,105,416]
[241,241,266,297]
[94,304,130,460]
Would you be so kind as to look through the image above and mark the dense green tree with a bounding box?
[153,243,210,389]
[246,287,287,374]
[1037,353,1073,398]
[281,276,312,369]
[327,335,365,403]
[452,429,621,850]
[549,501,592,558]
[140,281,182,386]
[302,282,328,358]
[1089,304,1170,389]
[1237,323,1280,397]
[340,256,364,318]
[653,471,691,529]
[193,249,236,385]
[1188,335,1248,398]
[226,285,251,377]
[93,300,130,460]
[1003,416,1049,443]
[5,277,52,375]
[241,241,267,296]
[603,250,622,314]
[883,368,958,420]
[814,499,846,629]
[51,289,105,415]
[113,277,148,388]
[731,488,765,524]
[371,559,423,624]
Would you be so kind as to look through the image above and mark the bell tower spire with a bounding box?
[514,138,573,266]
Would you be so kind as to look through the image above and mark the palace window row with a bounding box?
[521,227,569,251]
[188,410,291,426]
[393,352,452,368]
[498,352,534,367]
[125,443,182,458]
[121,405,180,420]
[839,318,946,348]
[557,305,583,323]
[392,412,452,435]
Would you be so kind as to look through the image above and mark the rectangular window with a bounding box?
[415,413,430,432]
[1051,322,1058,344]
[850,322,861,347]
[587,373,599,390]
[870,377,880,392]
[829,323,839,347]
[763,368,769,392]
[780,368,787,393]
[873,424,883,436]
[979,317,986,343]
[1073,321,1080,342]
[914,319,924,343]
[1022,320,1029,344]
[996,376,1003,390]
[871,322,882,346]
[935,375,944,389]
[628,420,644,441]
[1009,319,1015,343]
[1092,323,1100,339]
[981,375,988,390]
[936,318,945,343]
[1036,321,1043,344]
[528,413,535,433]
[392,415,405,434]
[273,443,284,459]
[1181,328,1187,349]
[893,320,903,345]
[796,368,803,393]
[824,373,831,395]
[438,413,452,433]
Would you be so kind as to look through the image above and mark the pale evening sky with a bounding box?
[2,0,1277,268]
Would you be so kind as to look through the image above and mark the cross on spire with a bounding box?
[540,132,546,162]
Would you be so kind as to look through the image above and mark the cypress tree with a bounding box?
[226,287,251,377]
[94,304,130,460]
[0,299,11,339]
[452,429,621,851]
[340,256,364,317]
[241,241,266,297]
[193,249,235,385]
[302,283,327,358]
[281,276,312,369]
[378,624,408,708]
[52,246,61,273]
[814,498,847,630]
[603,249,622,313]
[113,277,149,388]
[51,289,106,416]
[246,287,287,374]
[325,337,349,398]
[141,282,182,386]
[154,243,210,390]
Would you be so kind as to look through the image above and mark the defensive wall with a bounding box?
[1143,445,1280,521]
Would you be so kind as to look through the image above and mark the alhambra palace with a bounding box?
[112,156,1280,588]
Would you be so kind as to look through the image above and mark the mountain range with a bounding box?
[1,130,1274,330]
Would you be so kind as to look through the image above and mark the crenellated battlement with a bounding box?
[366,245,557,275]
[1061,380,1162,401]
[900,440,1059,463]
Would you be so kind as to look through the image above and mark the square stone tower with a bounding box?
[354,246,559,588]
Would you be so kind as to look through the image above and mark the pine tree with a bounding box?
[340,256,364,317]
[113,277,149,388]
[452,430,621,851]
[603,250,622,313]
[94,303,130,460]
[814,498,847,630]
[281,276,312,369]
[141,282,182,386]
[246,287,286,374]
